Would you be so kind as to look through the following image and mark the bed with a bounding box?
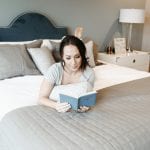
[0,12,150,150]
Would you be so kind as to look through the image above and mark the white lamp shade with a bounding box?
[119,9,145,23]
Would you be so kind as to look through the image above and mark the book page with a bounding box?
[50,82,93,101]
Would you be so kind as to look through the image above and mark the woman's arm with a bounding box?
[38,79,57,108]
[38,79,71,112]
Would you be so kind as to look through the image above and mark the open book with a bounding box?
[59,91,97,110]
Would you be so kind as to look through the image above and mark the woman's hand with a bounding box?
[56,102,71,112]
[77,106,90,113]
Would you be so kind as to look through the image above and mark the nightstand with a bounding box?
[98,50,150,72]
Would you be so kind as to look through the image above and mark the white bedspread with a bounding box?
[0,64,150,120]
[94,63,150,90]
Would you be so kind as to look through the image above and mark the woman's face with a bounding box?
[63,44,82,72]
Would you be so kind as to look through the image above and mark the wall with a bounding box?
[0,0,145,51]
[142,0,150,52]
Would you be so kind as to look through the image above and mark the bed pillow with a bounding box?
[85,41,95,67]
[41,39,61,62]
[49,40,61,62]
[41,39,53,50]
[25,39,42,48]
[0,39,42,46]
[93,43,98,64]
[0,44,40,80]
[50,82,93,101]
[27,47,55,75]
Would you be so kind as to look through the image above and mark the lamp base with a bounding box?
[126,23,133,53]
[127,48,133,53]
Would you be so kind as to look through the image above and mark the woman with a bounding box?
[38,35,95,112]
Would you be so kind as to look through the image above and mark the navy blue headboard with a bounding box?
[0,12,68,41]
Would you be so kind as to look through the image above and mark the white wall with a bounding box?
[0,0,145,51]
[142,0,150,52]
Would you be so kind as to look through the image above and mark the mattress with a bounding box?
[0,77,150,150]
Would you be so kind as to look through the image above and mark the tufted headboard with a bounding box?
[0,12,68,41]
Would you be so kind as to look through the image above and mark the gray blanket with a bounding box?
[0,77,150,150]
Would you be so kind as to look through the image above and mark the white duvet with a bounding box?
[0,64,150,120]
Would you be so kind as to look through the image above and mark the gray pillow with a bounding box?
[85,41,95,67]
[50,41,61,62]
[0,44,40,80]
[27,47,55,75]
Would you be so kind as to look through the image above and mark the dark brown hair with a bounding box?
[59,35,88,70]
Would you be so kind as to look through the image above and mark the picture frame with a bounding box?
[114,38,126,54]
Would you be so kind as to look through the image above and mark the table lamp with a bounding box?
[119,9,145,52]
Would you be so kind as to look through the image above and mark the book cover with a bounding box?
[59,91,97,110]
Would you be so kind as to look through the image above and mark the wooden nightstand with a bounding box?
[98,50,150,72]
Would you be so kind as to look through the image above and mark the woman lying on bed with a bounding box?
[38,35,95,112]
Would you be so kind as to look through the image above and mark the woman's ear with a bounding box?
[61,59,65,67]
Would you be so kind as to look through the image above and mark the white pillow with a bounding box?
[27,47,55,75]
[50,82,93,101]
[0,39,40,45]
[41,39,62,62]
[41,39,53,50]
[85,41,95,67]
[41,39,62,50]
